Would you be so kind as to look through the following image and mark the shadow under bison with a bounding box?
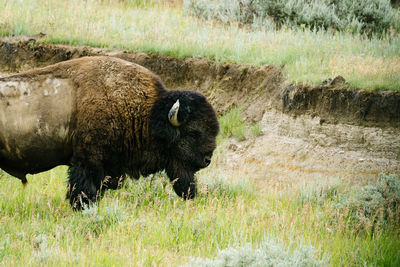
[0,56,219,209]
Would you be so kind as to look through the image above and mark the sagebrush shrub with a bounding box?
[33,234,52,264]
[81,199,127,235]
[298,179,341,206]
[182,237,327,266]
[336,173,400,232]
[333,0,398,35]
[184,0,399,35]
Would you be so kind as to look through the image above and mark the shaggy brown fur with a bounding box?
[0,56,219,209]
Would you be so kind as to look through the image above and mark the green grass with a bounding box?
[1,168,399,265]
[0,123,399,265]
[219,108,263,141]
[0,0,399,91]
[0,2,400,265]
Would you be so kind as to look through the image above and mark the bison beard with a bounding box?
[0,56,221,210]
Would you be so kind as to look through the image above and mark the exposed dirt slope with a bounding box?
[1,37,399,128]
[283,76,400,128]
[225,111,399,185]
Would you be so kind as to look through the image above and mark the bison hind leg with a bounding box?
[67,160,104,210]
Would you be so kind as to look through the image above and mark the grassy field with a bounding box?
[0,0,399,91]
[1,1,400,266]
[0,112,399,266]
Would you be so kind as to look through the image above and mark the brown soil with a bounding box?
[2,37,399,128]
[283,76,400,128]
[225,111,399,186]
[1,36,399,179]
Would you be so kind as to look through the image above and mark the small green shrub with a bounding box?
[183,237,327,266]
[249,123,263,137]
[32,234,52,264]
[298,179,341,206]
[336,173,400,232]
[184,0,400,36]
[218,108,263,141]
[332,0,398,35]
[219,108,246,141]
[125,172,175,205]
[80,198,128,235]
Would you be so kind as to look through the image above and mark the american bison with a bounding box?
[0,56,219,209]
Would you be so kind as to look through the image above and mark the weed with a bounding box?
[0,22,11,37]
[0,237,10,261]
[249,123,263,138]
[219,108,246,140]
[103,198,128,224]
[219,108,263,141]
[183,236,327,267]
[79,198,128,236]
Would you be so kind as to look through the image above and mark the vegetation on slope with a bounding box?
[184,0,400,36]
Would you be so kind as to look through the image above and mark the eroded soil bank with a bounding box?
[1,36,399,178]
[2,37,400,127]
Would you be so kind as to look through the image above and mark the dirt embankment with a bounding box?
[1,36,399,177]
[0,39,284,122]
[1,37,399,128]
[283,77,400,128]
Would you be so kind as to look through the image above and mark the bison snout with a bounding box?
[203,156,211,167]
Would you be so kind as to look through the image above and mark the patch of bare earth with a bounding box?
[226,111,399,191]
[1,36,399,185]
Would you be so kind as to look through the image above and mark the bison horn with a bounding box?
[168,99,181,127]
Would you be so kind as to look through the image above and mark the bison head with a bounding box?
[150,90,219,199]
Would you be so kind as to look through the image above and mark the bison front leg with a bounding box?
[67,160,104,210]
[172,178,197,200]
